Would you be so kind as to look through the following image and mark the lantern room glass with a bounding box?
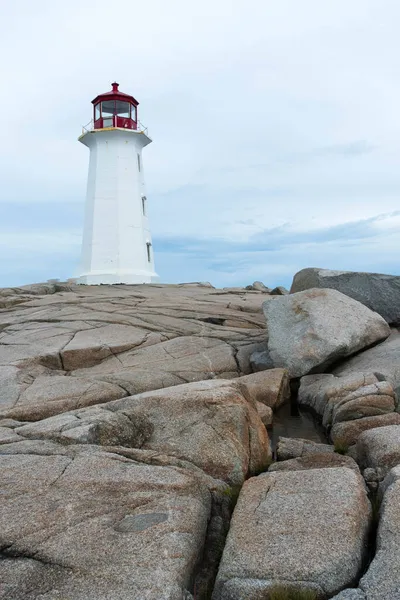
[115,100,130,118]
[93,98,138,129]
[101,100,114,127]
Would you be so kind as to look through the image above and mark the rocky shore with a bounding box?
[1,269,400,599]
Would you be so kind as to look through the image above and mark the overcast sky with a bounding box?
[1,0,399,289]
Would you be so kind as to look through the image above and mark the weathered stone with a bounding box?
[359,471,400,599]
[0,446,214,600]
[357,424,400,473]
[249,349,274,372]
[246,281,271,292]
[0,427,22,445]
[14,379,272,486]
[72,335,239,382]
[255,402,273,427]
[276,436,334,461]
[61,324,150,370]
[3,375,127,421]
[217,579,322,599]
[235,342,266,375]
[269,452,360,473]
[334,330,400,398]
[331,413,400,447]
[236,369,290,410]
[263,289,390,378]
[270,286,289,295]
[0,366,25,411]
[330,591,366,599]
[299,372,396,428]
[290,267,400,325]
[213,468,371,598]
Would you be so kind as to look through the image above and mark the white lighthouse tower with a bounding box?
[77,82,158,285]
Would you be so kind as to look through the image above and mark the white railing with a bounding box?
[81,118,149,136]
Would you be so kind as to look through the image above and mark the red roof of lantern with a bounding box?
[91,82,139,107]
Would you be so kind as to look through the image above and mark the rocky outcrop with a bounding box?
[334,330,400,397]
[299,372,397,429]
[290,267,400,325]
[213,467,371,599]
[2,277,400,599]
[8,378,272,486]
[263,289,390,377]
[330,413,400,447]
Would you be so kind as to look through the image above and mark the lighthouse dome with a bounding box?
[92,82,139,130]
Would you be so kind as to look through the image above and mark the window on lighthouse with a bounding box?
[101,100,114,127]
[142,195,147,216]
[115,100,130,118]
[146,242,152,262]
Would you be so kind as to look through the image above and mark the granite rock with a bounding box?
[276,436,334,461]
[263,289,390,378]
[0,445,214,600]
[213,467,371,598]
[356,424,400,474]
[330,413,400,447]
[299,372,396,428]
[360,469,400,599]
[290,267,400,325]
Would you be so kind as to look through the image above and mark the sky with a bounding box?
[1,0,400,289]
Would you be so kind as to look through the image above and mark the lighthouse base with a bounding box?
[76,270,160,285]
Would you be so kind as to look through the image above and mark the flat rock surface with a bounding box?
[213,467,371,598]
[0,283,268,422]
[290,267,400,325]
[263,288,390,378]
[0,444,212,600]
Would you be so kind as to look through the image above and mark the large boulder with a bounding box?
[263,289,390,378]
[12,379,272,486]
[291,268,400,325]
[359,467,400,599]
[213,467,371,598]
[334,330,400,398]
[0,444,214,600]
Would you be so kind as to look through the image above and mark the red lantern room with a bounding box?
[92,82,139,130]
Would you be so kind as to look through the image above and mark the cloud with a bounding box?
[0,0,400,287]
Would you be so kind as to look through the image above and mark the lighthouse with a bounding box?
[77,83,159,285]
